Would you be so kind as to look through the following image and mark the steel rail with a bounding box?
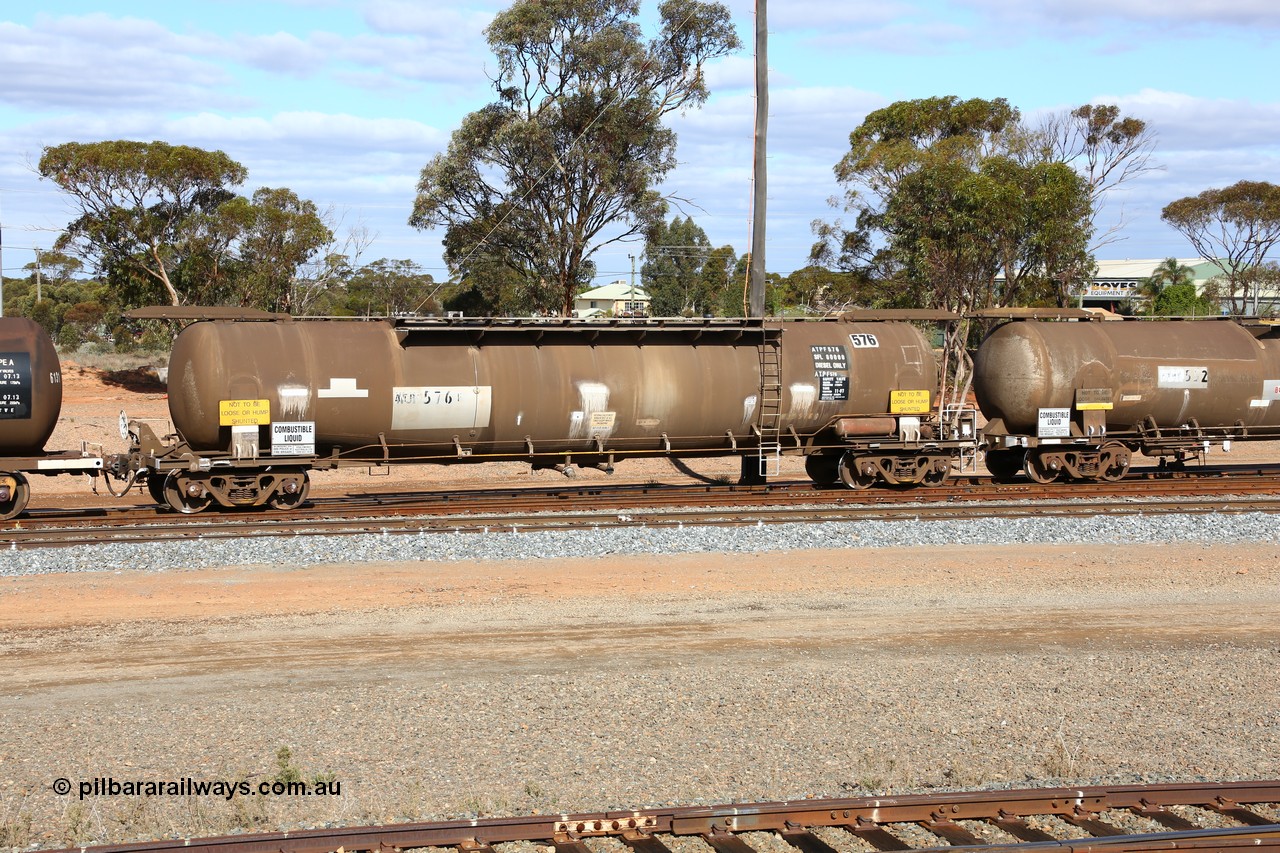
[38,780,1280,853]
[17,465,1280,532]
[8,490,1280,549]
[8,462,1280,548]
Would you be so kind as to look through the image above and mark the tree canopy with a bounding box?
[38,140,249,306]
[1161,180,1280,314]
[643,216,717,316]
[1133,257,1195,315]
[37,141,335,313]
[1038,104,1158,252]
[815,96,1095,409]
[1151,281,1219,317]
[409,0,740,316]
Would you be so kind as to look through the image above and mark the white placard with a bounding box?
[391,386,492,430]
[1158,366,1208,389]
[848,333,879,348]
[1037,407,1071,438]
[588,411,616,438]
[1263,380,1280,401]
[271,421,315,456]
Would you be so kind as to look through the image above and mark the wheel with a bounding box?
[1023,452,1061,484]
[804,453,841,486]
[146,474,167,506]
[1098,442,1132,482]
[267,472,310,509]
[919,459,951,487]
[163,472,213,514]
[838,454,878,490]
[983,449,1025,482]
[0,472,30,521]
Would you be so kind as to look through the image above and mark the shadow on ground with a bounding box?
[98,367,167,393]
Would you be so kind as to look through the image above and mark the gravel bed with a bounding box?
[5,509,1279,575]
[3,510,1277,851]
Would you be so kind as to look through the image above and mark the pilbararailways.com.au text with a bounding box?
[52,777,342,801]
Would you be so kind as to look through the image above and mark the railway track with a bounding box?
[38,780,1280,853]
[9,467,1280,549]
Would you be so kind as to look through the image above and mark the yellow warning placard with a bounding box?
[889,389,931,414]
[1075,388,1114,411]
[219,399,271,426]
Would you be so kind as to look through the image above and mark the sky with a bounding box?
[1,0,1277,291]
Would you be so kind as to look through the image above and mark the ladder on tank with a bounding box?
[756,327,783,477]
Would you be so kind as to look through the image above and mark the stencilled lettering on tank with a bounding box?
[1157,365,1208,389]
[569,381,610,438]
[811,345,850,401]
[0,352,33,419]
[277,385,311,420]
[391,386,492,430]
[849,333,879,348]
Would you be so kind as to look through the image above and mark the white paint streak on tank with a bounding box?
[787,383,817,422]
[741,395,758,428]
[277,385,311,420]
[636,360,677,429]
[516,412,523,427]
[570,381,610,438]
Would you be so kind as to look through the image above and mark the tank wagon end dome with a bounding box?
[0,317,63,455]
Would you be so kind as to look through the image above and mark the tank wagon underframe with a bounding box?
[0,451,104,519]
[111,313,979,512]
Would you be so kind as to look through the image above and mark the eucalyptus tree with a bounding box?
[38,140,249,306]
[38,141,335,313]
[1161,180,1280,314]
[410,0,740,316]
[819,96,1094,411]
[1038,104,1159,252]
[235,187,334,313]
[642,216,715,316]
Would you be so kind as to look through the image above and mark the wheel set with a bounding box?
[144,471,311,513]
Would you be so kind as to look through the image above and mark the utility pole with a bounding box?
[628,253,635,311]
[747,0,767,318]
[33,246,42,303]
[0,192,5,317]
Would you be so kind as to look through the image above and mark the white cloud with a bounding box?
[720,0,916,31]
[0,19,241,112]
[966,0,1280,32]
[362,0,498,38]
[1088,89,1280,152]
[236,31,329,75]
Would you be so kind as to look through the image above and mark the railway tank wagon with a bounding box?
[0,317,104,519]
[974,311,1280,482]
[119,309,978,512]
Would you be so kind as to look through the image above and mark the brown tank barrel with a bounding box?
[0,317,62,455]
[166,318,940,460]
[974,319,1280,434]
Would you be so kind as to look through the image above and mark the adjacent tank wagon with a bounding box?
[0,317,103,518]
[974,312,1280,482]
[118,311,977,512]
